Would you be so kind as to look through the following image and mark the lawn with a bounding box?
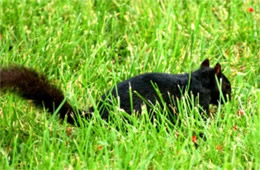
[0,0,259,169]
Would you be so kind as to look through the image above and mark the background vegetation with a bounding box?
[0,0,259,169]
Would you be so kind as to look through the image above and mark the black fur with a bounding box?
[0,59,231,125]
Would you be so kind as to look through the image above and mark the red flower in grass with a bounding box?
[97,145,103,151]
[216,145,223,151]
[237,109,244,116]
[233,125,238,131]
[248,7,254,13]
[192,135,197,143]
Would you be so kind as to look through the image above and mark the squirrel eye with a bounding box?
[227,84,230,89]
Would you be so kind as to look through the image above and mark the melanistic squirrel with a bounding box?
[0,59,231,125]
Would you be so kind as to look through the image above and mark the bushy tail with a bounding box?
[0,66,81,125]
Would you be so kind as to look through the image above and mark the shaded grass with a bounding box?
[0,0,259,169]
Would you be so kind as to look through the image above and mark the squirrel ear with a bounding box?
[201,59,210,68]
[214,63,221,75]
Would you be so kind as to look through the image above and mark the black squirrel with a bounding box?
[0,59,231,125]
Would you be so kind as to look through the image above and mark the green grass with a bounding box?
[0,0,259,169]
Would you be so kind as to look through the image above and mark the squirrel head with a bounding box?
[200,59,232,104]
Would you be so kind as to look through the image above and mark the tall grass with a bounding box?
[0,0,259,169]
